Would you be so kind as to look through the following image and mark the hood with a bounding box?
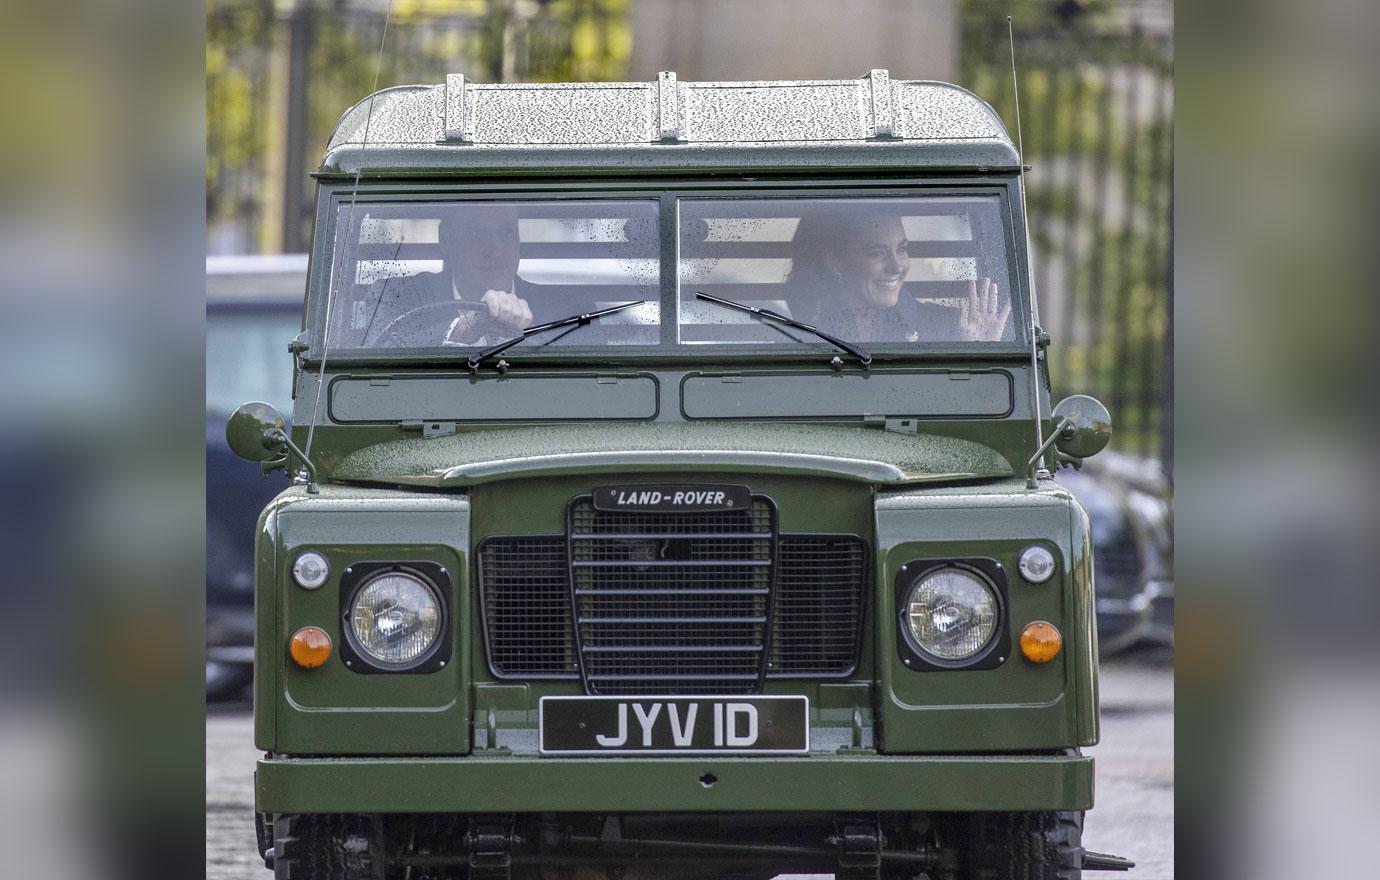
[332,421,1014,488]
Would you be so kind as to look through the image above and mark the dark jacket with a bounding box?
[812,294,963,343]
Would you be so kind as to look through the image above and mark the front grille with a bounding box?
[568,497,776,695]
[770,535,866,676]
[478,536,578,678]
[478,499,867,692]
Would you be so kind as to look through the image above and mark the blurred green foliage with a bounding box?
[206,0,271,226]
[962,0,1172,459]
[206,0,631,237]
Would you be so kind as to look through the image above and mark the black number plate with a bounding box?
[539,696,809,755]
[591,484,752,513]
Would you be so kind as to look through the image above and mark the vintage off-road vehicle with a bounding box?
[231,71,1130,880]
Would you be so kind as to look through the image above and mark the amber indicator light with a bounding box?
[290,626,333,669]
[1019,621,1062,664]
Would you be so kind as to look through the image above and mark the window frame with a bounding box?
[303,176,1032,365]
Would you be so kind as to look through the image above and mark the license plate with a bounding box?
[539,695,809,755]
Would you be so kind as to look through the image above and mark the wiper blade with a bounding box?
[695,292,872,366]
[467,300,647,371]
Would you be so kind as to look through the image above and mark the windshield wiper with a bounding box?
[467,300,647,372]
[695,292,872,367]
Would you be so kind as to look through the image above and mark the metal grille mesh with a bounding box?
[478,505,866,690]
[479,536,577,677]
[769,535,866,676]
[569,498,775,695]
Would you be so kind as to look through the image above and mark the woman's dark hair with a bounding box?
[786,205,904,321]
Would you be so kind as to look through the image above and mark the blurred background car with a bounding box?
[1056,450,1173,655]
[205,255,304,700]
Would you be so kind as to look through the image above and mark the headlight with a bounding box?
[347,570,443,667]
[903,567,999,661]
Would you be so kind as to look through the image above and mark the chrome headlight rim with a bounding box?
[895,559,1010,671]
[338,561,452,674]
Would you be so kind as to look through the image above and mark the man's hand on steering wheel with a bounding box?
[365,301,497,348]
[480,288,533,330]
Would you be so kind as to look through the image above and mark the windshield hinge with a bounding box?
[400,420,458,438]
[1035,326,1052,350]
[287,331,311,401]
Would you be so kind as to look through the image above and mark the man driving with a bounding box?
[356,205,533,347]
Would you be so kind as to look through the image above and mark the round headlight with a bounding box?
[348,571,443,667]
[292,551,330,590]
[1018,545,1057,583]
[904,567,999,661]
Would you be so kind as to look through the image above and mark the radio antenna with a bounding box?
[1008,15,1048,486]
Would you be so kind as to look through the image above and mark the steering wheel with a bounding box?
[364,300,505,349]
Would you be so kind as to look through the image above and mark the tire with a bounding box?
[272,814,385,880]
[966,811,1083,880]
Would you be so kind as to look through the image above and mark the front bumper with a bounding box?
[257,752,1094,813]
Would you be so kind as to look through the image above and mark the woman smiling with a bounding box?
[788,207,1012,343]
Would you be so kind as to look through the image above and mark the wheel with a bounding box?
[365,300,502,348]
[271,814,385,880]
[966,811,1083,880]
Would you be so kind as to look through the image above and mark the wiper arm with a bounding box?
[695,292,872,367]
[467,300,647,372]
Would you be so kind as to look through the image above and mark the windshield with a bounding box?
[319,192,1019,355]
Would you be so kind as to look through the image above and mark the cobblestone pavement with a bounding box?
[207,656,1172,879]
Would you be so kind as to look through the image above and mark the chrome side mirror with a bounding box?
[1052,394,1113,460]
[226,401,289,462]
[226,401,318,492]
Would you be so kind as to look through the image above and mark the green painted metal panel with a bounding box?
[468,472,874,544]
[1070,498,1101,746]
[264,487,473,755]
[873,483,1089,752]
[329,372,660,423]
[256,753,1093,813]
[320,142,1023,177]
[253,503,280,751]
[331,421,1014,488]
[679,370,1013,419]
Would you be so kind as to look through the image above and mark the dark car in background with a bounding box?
[206,255,305,700]
[1056,450,1173,654]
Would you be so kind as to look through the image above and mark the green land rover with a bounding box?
[229,71,1130,880]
